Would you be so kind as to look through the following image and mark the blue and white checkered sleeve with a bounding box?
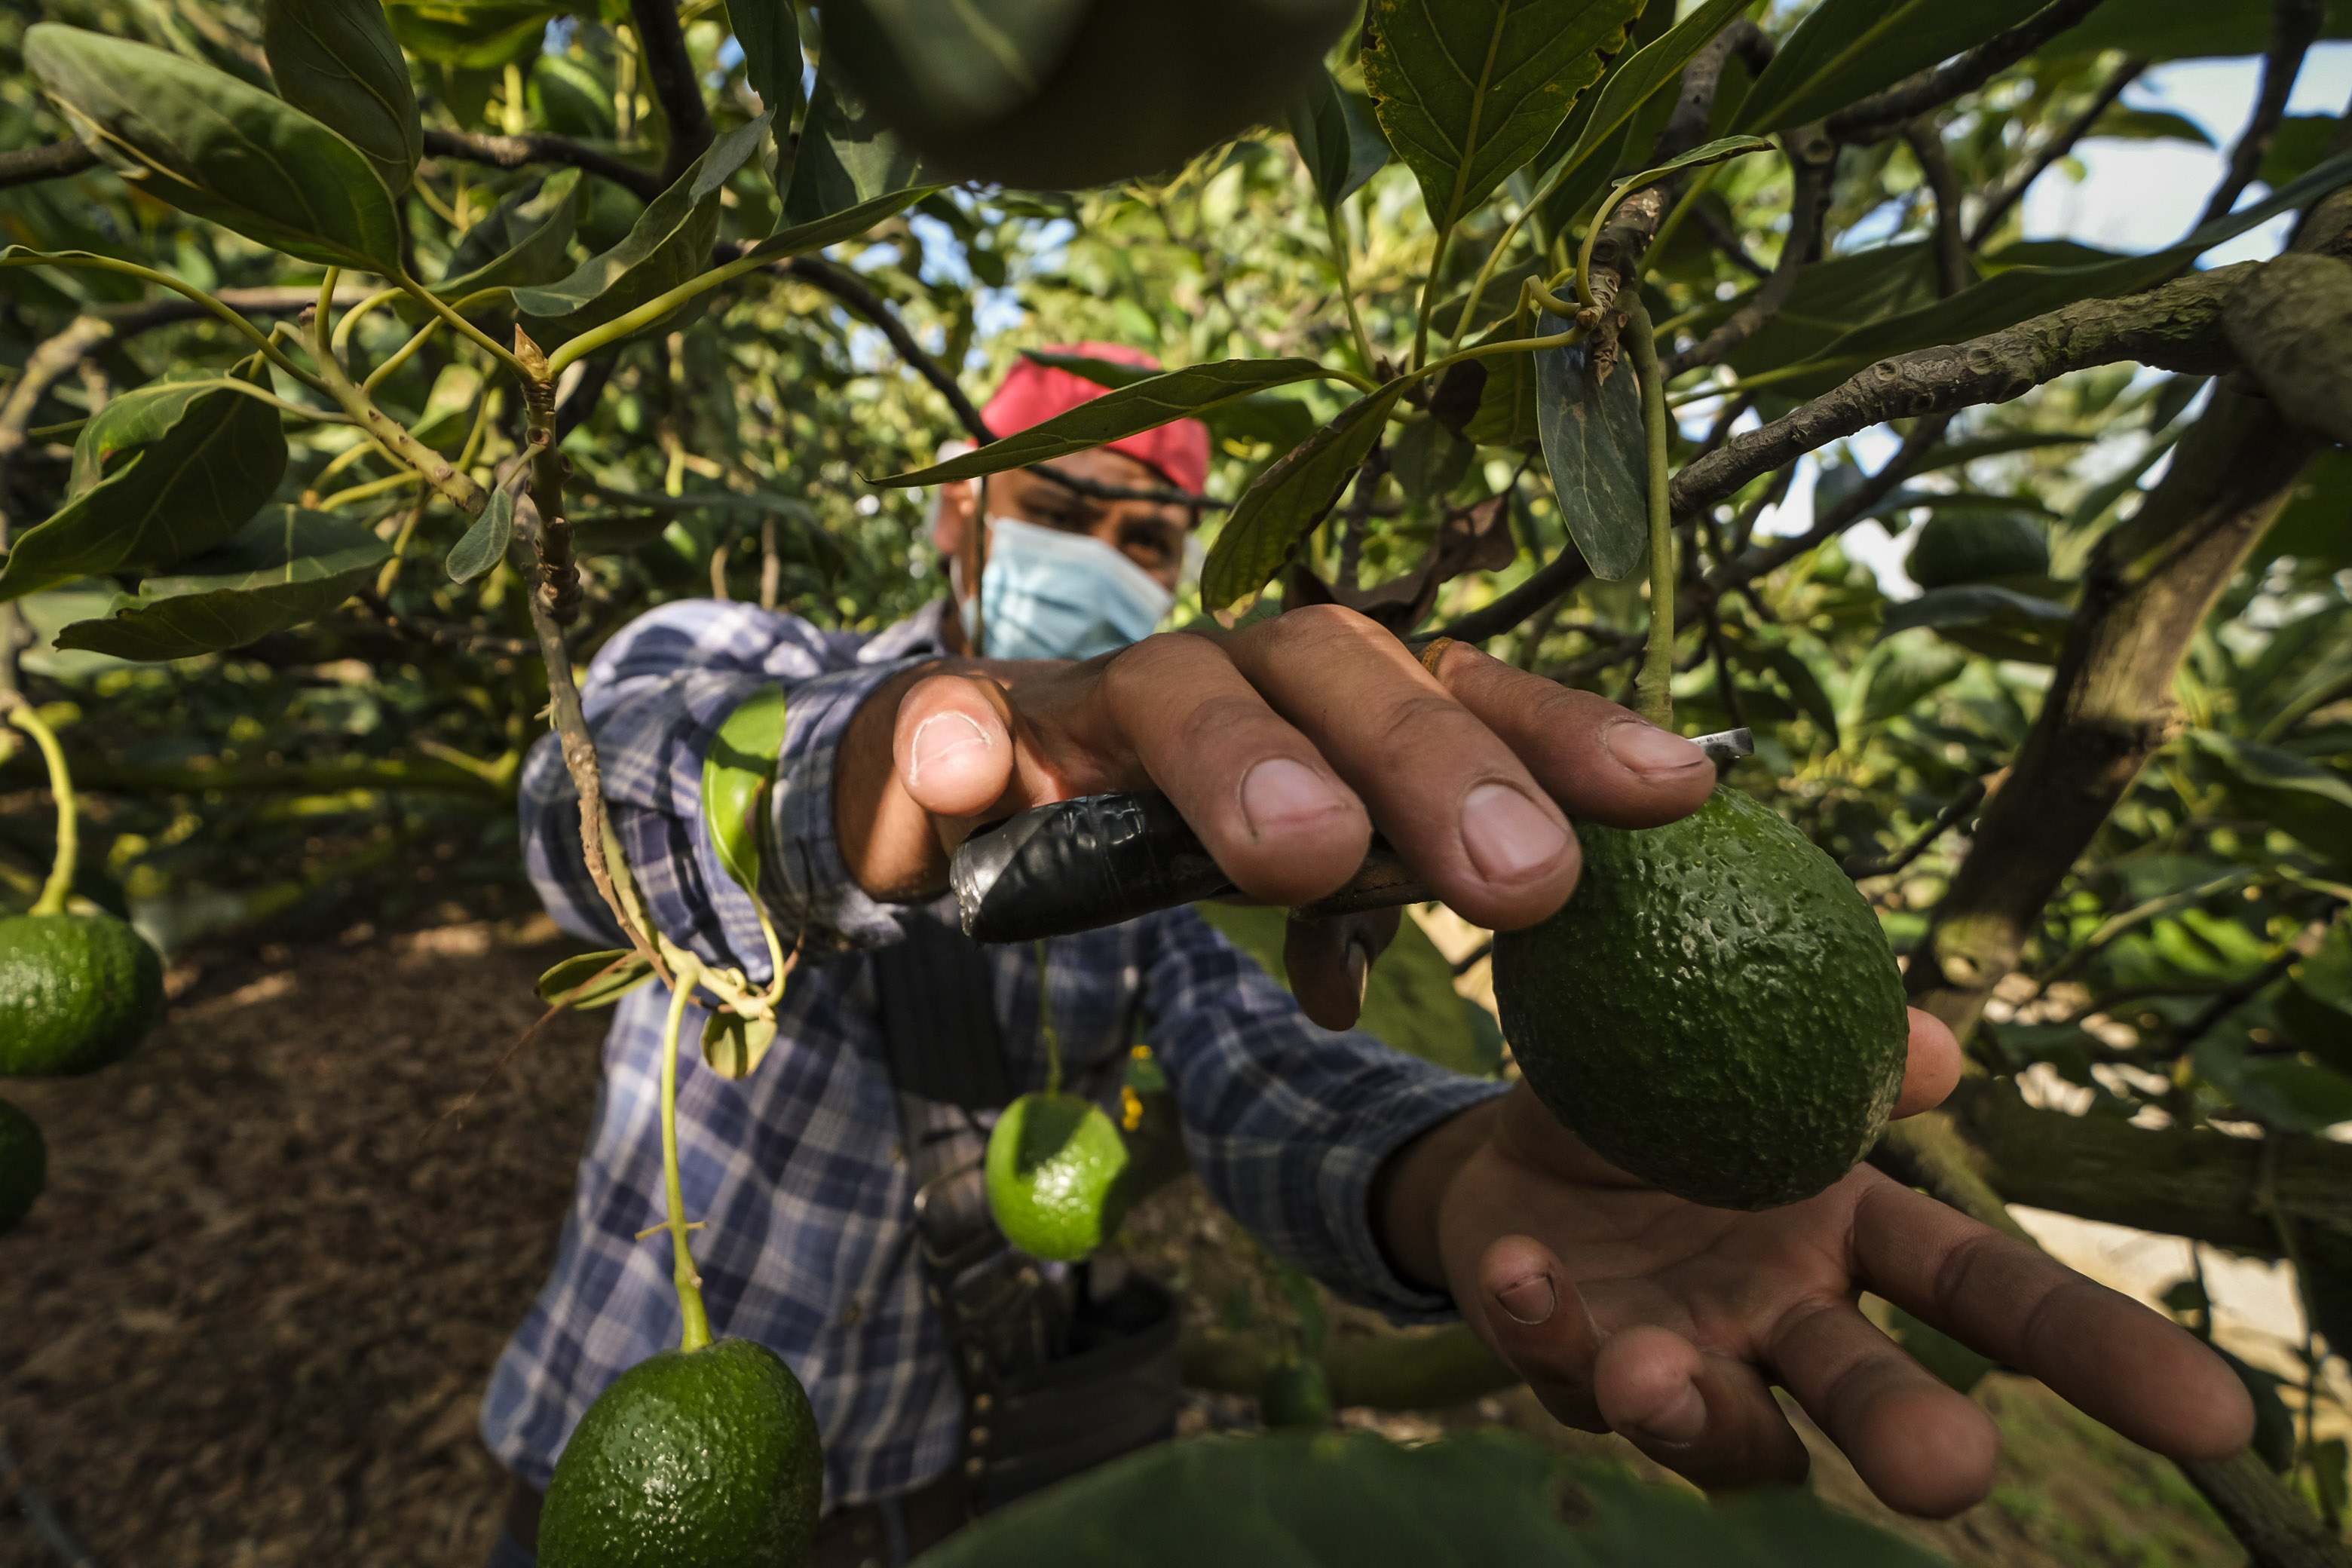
[1138,907,1511,1324]
[517,601,936,970]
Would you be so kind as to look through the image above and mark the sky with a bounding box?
[1787,44,2352,591]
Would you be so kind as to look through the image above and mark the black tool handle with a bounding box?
[951,729,1753,943]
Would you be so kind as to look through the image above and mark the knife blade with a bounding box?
[950,727,1754,942]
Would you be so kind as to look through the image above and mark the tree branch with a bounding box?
[420,130,664,203]
[1904,122,1973,296]
[626,0,715,185]
[1842,777,1986,878]
[779,256,993,443]
[1668,262,2252,517]
[0,140,100,191]
[2197,0,2327,229]
[1826,0,2117,144]
[1666,141,1833,377]
[1968,58,2150,249]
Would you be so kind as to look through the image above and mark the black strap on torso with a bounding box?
[866,911,1179,1521]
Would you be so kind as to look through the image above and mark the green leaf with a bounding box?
[26,24,403,271]
[782,72,923,226]
[263,0,424,194]
[446,484,515,582]
[1462,319,1542,448]
[1716,242,1945,379]
[433,169,581,299]
[1289,66,1389,210]
[703,1009,780,1079]
[1735,642,1840,746]
[1536,327,1646,581]
[1879,583,2072,663]
[880,359,1348,487]
[1540,0,1753,201]
[740,183,939,267]
[916,1428,1954,1568]
[536,948,656,1009]
[1606,134,1774,201]
[1200,381,1411,613]
[514,115,770,345]
[385,0,556,69]
[2259,447,2352,570]
[1733,0,2049,135]
[2190,730,2352,865]
[409,363,485,446]
[704,685,789,899]
[1363,0,1642,234]
[2041,0,2352,64]
[1022,351,1318,451]
[728,0,805,128]
[51,507,391,660]
[0,357,289,603]
[2087,106,2215,148]
[1776,149,2352,396]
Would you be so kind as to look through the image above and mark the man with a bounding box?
[481,346,2252,1566]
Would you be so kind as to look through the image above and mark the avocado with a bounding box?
[985,1091,1134,1262]
[0,912,165,1077]
[538,1337,824,1568]
[0,1098,44,1235]
[1493,787,1909,1211]
[1906,510,2049,590]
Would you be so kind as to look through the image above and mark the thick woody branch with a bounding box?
[1668,263,2251,516]
[2197,0,2326,229]
[1968,57,2149,249]
[421,130,664,202]
[1827,0,2116,144]
[627,0,715,185]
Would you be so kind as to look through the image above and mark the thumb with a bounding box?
[893,672,1017,819]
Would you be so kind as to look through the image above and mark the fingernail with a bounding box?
[1240,758,1348,838]
[1604,720,1707,779]
[1628,1384,1707,1446]
[1346,937,1371,1007]
[1496,1272,1556,1326]
[908,712,989,785]
[1459,783,1568,882]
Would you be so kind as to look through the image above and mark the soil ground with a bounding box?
[0,918,2257,1566]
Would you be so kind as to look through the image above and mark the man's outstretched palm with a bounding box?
[1418,1021,2253,1519]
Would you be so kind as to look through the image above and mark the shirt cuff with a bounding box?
[1318,1074,1514,1323]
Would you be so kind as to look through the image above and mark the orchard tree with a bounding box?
[2,0,2350,1563]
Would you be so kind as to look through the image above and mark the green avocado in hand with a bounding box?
[1493,786,1909,1211]
[986,1091,1134,1261]
[538,1337,824,1568]
[0,912,164,1077]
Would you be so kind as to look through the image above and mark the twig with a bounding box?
[1843,778,1987,878]
[1667,141,1833,377]
[1904,122,1974,297]
[1692,202,1771,278]
[0,140,100,191]
[0,316,117,694]
[627,0,715,185]
[2197,0,2326,228]
[1968,58,2149,248]
[420,129,663,203]
[354,590,534,656]
[1827,0,2117,144]
[779,256,994,443]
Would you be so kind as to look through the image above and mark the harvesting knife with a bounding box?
[950,727,1753,943]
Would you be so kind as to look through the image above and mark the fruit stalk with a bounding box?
[660,951,715,1353]
[1,696,76,917]
[1625,298,1675,730]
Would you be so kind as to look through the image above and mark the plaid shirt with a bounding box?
[480,599,1507,1507]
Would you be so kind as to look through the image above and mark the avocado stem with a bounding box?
[1625,299,1675,732]
[1035,939,1061,1096]
[659,951,715,1353]
[2,697,77,918]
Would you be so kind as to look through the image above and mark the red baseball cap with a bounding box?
[980,342,1211,497]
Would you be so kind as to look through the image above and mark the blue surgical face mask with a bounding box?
[958,516,1174,661]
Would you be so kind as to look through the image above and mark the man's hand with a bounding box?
[836,608,1717,1015]
[1376,1015,2256,1518]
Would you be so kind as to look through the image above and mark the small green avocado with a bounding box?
[1493,786,1909,1211]
[0,1098,45,1236]
[985,1091,1133,1262]
[0,912,164,1077]
[538,1337,825,1568]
